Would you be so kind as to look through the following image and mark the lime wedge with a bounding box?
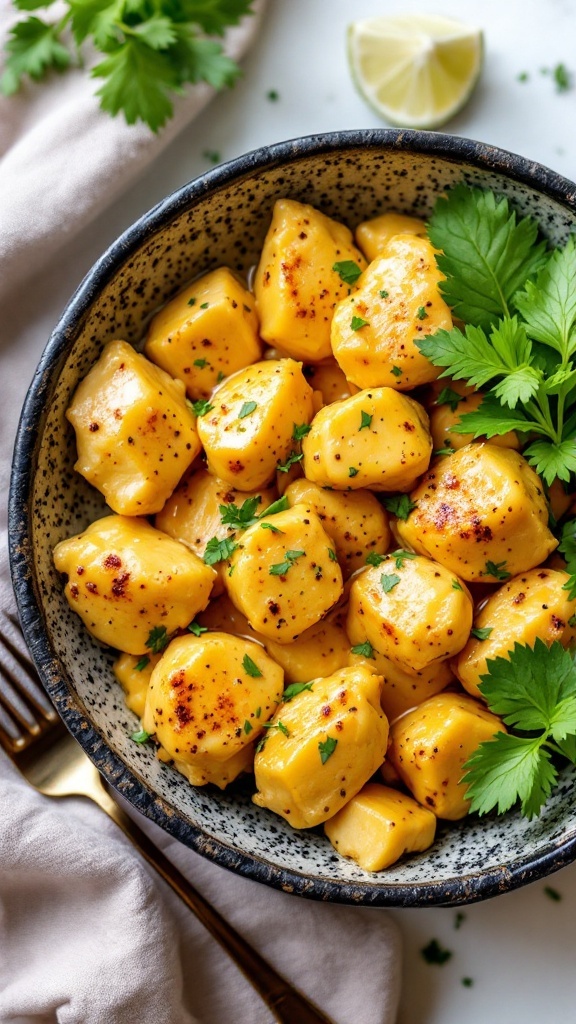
[348,14,483,129]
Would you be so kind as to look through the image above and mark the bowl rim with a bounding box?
[9,126,576,907]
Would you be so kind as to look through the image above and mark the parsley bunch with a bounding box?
[463,640,576,819]
[417,184,576,486]
[1,0,254,132]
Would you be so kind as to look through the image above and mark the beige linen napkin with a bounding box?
[0,5,402,1021]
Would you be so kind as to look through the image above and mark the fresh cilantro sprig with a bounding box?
[462,640,576,819]
[1,0,254,132]
[418,184,576,486]
[558,518,576,600]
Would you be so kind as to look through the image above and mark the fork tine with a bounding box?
[0,614,58,720]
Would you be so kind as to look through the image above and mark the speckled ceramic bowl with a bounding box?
[9,129,576,907]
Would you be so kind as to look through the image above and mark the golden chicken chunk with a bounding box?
[331,235,453,391]
[355,212,427,261]
[142,632,283,789]
[155,467,276,597]
[347,553,473,675]
[252,664,389,828]
[302,359,356,405]
[225,503,343,643]
[301,386,432,492]
[388,692,506,820]
[53,515,216,655]
[254,198,367,362]
[144,267,261,400]
[197,358,314,490]
[324,782,436,871]
[396,444,557,582]
[348,649,454,723]
[454,568,576,698]
[66,340,201,516]
[113,651,160,717]
[284,478,391,578]
[199,594,351,684]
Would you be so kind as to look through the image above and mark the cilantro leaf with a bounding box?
[219,496,260,530]
[478,640,576,735]
[130,728,151,744]
[482,560,511,581]
[292,422,311,441]
[135,655,150,671]
[381,573,401,593]
[238,400,257,419]
[523,438,576,485]
[146,625,170,654]
[1,15,71,95]
[359,410,372,431]
[333,260,363,286]
[417,318,541,408]
[92,38,178,133]
[3,1,250,130]
[382,494,417,520]
[259,496,289,518]
[514,237,576,361]
[436,386,464,412]
[276,450,304,473]
[463,732,557,818]
[471,626,493,641]
[269,550,305,576]
[318,736,338,764]
[390,550,417,569]
[427,184,547,328]
[351,315,369,331]
[242,653,262,678]
[203,536,238,565]
[350,640,375,659]
[559,519,576,599]
[462,640,576,819]
[453,392,536,438]
[282,682,314,701]
[366,551,386,567]
[187,620,207,636]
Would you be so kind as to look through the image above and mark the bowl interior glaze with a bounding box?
[10,129,576,907]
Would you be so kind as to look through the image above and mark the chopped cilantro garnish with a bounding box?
[382,495,417,520]
[366,551,386,567]
[282,681,314,701]
[381,573,401,593]
[276,450,304,473]
[135,656,150,671]
[146,625,170,654]
[318,736,338,764]
[187,621,207,636]
[292,422,312,441]
[203,536,239,565]
[242,653,263,678]
[192,398,213,417]
[359,410,372,431]
[471,626,493,641]
[131,729,151,744]
[333,260,363,286]
[348,466,359,478]
[350,315,369,331]
[193,358,208,368]
[269,550,305,576]
[350,640,375,659]
[238,401,257,419]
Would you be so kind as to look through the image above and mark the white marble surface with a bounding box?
[4,1,576,1021]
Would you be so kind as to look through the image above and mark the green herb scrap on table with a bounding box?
[1,0,255,131]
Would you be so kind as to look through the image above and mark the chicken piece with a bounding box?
[396,444,557,582]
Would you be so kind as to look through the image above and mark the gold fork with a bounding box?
[0,611,334,1024]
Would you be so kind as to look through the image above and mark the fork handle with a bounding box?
[90,783,334,1024]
